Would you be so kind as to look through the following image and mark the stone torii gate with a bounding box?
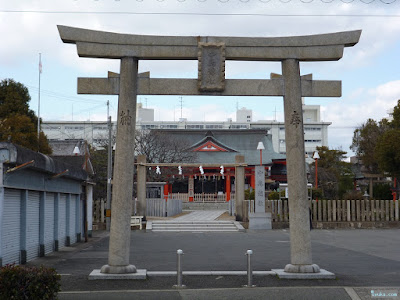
[58,25,361,276]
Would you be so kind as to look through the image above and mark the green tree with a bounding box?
[375,129,400,177]
[389,99,400,129]
[0,78,51,154]
[351,118,389,173]
[373,100,400,178]
[372,183,393,200]
[311,146,354,199]
[90,147,110,200]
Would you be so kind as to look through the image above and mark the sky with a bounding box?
[1,0,400,157]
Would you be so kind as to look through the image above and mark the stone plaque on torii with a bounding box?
[58,25,360,276]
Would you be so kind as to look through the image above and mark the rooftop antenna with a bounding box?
[179,97,183,119]
[37,53,42,151]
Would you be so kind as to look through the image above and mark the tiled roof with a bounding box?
[152,129,285,165]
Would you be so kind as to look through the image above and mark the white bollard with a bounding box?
[244,249,256,287]
[173,249,185,288]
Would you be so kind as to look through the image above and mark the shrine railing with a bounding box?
[240,199,400,223]
[169,193,227,203]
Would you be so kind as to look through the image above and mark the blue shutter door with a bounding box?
[26,191,40,262]
[2,189,21,265]
[69,195,76,244]
[44,193,55,254]
[58,194,67,248]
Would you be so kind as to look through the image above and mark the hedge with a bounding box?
[0,264,61,300]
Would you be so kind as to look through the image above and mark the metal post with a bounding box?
[244,249,255,287]
[106,115,112,231]
[173,249,185,288]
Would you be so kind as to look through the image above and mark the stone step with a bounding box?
[152,221,233,224]
[152,228,240,232]
[153,224,236,228]
[148,220,244,232]
[152,226,237,231]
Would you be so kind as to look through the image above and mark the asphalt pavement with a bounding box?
[27,228,400,300]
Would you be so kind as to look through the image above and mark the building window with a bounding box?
[279,139,285,144]
[160,124,178,129]
[205,125,223,129]
[304,139,321,143]
[231,125,248,129]
[94,126,108,130]
[187,125,204,129]
[141,125,158,129]
[280,127,285,131]
[45,126,61,130]
[65,126,84,130]
[304,127,321,131]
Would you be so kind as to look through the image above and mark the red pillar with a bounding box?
[189,175,194,202]
[226,175,231,202]
[250,169,255,190]
[164,184,169,201]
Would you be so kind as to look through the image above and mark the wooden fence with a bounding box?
[242,199,400,222]
[93,197,182,225]
[193,193,226,202]
[93,198,106,223]
[147,198,183,217]
[146,198,166,217]
[167,198,183,217]
[169,193,227,203]
[169,193,188,202]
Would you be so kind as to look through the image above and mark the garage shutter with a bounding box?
[69,195,76,244]
[44,193,55,254]
[2,189,21,265]
[80,197,84,241]
[58,194,67,248]
[26,191,40,262]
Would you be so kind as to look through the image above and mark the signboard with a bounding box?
[188,176,194,198]
[255,166,265,213]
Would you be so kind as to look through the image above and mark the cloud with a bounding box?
[2,1,400,75]
[324,79,400,153]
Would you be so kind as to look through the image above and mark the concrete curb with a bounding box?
[272,269,336,279]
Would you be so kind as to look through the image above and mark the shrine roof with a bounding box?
[152,129,285,165]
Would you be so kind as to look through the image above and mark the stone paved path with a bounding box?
[172,210,226,221]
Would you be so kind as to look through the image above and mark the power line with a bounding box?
[26,85,105,104]
[0,10,399,17]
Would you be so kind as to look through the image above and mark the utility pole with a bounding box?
[179,97,183,119]
[106,101,112,231]
[37,53,42,151]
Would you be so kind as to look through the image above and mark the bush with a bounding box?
[268,190,286,200]
[0,264,61,300]
[342,190,364,200]
[245,189,255,200]
[311,188,324,200]
[372,183,393,200]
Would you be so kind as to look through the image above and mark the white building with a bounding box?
[136,103,154,122]
[42,104,330,156]
[236,107,253,123]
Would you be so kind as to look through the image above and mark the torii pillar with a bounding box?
[281,59,318,273]
[101,57,138,274]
